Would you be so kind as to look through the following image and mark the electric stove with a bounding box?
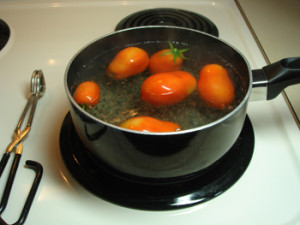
[0,0,300,225]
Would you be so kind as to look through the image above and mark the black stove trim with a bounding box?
[59,112,254,210]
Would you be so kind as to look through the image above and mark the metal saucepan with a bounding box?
[64,26,300,184]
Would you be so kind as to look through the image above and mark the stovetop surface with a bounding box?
[0,0,300,225]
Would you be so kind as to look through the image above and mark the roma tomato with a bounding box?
[119,116,181,132]
[73,81,100,107]
[148,42,188,74]
[171,71,197,96]
[198,64,235,110]
[106,47,149,80]
[141,71,196,106]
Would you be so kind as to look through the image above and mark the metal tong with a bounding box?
[0,70,45,225]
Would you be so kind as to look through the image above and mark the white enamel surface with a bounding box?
[238,0,300,123]
[0,0,299,225]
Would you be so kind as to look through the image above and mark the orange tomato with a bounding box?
[198,64,235,110]
[106,47,149,80]
[73,81,100,107]
[148,42,188,74]
[141,71,196,106]
[119,116,181,132]
[170,71,197,95]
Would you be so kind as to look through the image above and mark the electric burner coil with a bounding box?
[115,8,219,37]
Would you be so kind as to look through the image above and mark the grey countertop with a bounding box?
[238,0,300,125]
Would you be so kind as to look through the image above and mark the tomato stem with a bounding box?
[161,42,188,62]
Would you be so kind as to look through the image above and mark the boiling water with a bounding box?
[72,43,247,130]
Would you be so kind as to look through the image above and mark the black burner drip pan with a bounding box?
[59,112,254,210]
[0,19,10,51]
[115,8,219,37]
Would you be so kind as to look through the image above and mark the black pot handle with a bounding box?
[253,57,300,100]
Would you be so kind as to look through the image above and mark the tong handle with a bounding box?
[0,154,21,214]
[0,160,43,225]
[16,161,43,225]
[0,153,10,178]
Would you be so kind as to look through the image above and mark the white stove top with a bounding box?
[0,0,300,224]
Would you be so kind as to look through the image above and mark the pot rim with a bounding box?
[64,25,253,136]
